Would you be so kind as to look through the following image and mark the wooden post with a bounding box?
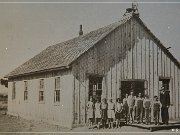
[177,68,179,118]
[145,37,147,79]
[161,50,163,76]
[131,19,134,79]
[140,27,143,79]
[157,46,159,77]
[135,21,138,79]
[149,39,151,97]
[71,76,75,128]
[115,30,118,100]
[110,67,112,98]
[122,25,125,79]
[152,42,155,97]
[164,54,166,77]
[174,64,176,118]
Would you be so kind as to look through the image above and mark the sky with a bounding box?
[0,1,180,77]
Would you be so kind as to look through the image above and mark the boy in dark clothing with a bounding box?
[152,96,161,125]
[101,98,108,129]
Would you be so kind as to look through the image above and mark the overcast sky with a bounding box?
[0,1,180,77]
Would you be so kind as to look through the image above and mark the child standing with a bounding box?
[152,96,161,125]
[107,99,115,129]
[101,98,108,129]
[135,93,144,124]
[143,95,151,125]
[95,99,101,129]
[115,98,123,128]
[123,94,129,124]
[127,91,135,124]
[87,97,94,128]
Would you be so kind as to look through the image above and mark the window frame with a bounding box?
[12,82,16,100]
[54,77,61,103]
[24,81,28,101]
[39,79,45,102]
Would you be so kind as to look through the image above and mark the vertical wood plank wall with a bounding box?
[72,18,180,125]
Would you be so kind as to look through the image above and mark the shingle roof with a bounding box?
[5,14,132,78]
[5,13,180,78]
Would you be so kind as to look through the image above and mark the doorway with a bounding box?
[89,76,103,102]
[159,77,170,91]
[121,79,145,99]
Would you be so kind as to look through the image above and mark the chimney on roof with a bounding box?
[79,24,83,36]
[124,2,139,17]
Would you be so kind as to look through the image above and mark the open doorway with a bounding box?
[159,77,170,91]
[89,76,103,102]
[121,79,145,99]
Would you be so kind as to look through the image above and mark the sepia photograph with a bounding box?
[0,0,180,134]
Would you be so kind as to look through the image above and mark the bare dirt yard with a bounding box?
[0,111,179,135]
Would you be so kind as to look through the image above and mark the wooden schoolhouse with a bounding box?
[5,6,180,128]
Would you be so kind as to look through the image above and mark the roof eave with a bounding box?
[136,17,180,69]
[5,65,71,79]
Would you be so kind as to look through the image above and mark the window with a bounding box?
[89,76,102,101]
[39,79,44,102]
[24,81,28,101]
[54,77,61,102]
[12,82,16,100]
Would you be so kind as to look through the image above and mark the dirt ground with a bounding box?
[0,111,179,135]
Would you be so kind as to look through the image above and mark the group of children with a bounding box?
[87,91,162,129]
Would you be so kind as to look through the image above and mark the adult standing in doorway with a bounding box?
[160,87,170,125]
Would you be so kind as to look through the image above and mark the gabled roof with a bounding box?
[135,17,180,69]
[5,13,180,78]
[5,14,132,78]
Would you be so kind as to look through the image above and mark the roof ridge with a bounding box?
[50,13,133,48]
[136,17,180,68]
[4,14,134,78]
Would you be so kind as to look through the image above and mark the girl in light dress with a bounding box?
[87,97,94,128]
[107,99,115,129]
[94,98,101,129]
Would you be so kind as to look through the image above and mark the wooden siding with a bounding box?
[8,68,71,82]
[7,72,74,128]
[72,18,180,125]
[7,17,180,127]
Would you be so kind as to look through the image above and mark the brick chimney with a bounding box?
[79,24,83,36]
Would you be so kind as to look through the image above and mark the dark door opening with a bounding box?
[89,76,103,102]
[121,80,145,99]
[159,77,170,91]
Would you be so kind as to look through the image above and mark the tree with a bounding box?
[0,79,8,88]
